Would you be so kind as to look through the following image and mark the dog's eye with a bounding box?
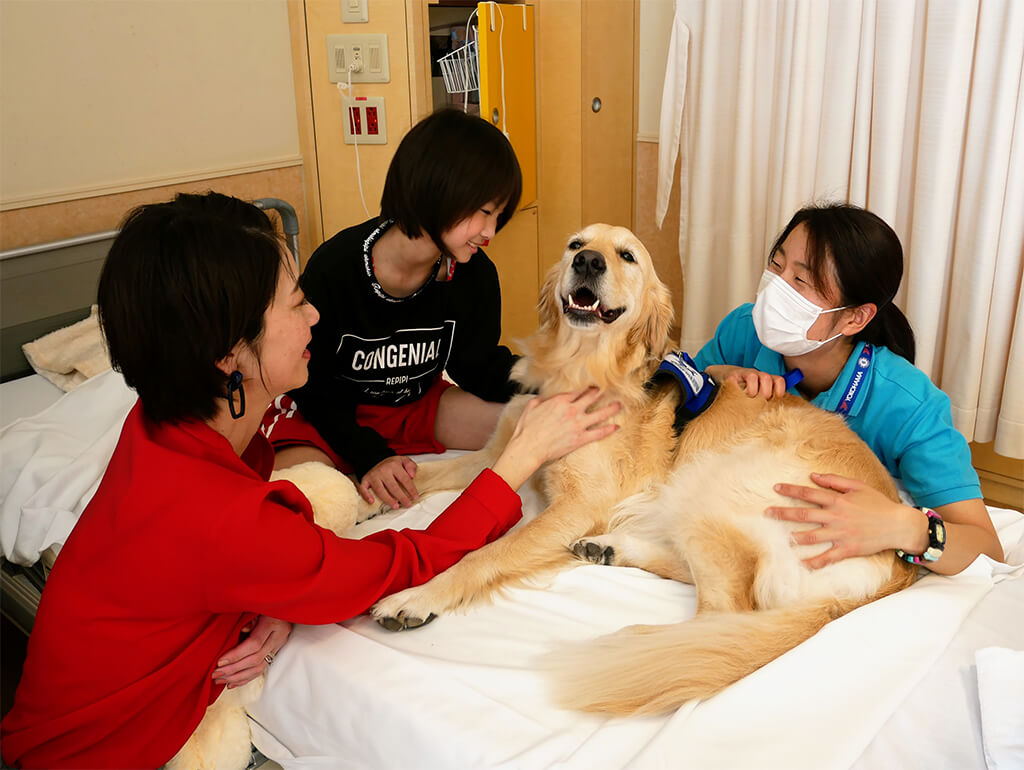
[619,250,636,263]
[568,239,584,250]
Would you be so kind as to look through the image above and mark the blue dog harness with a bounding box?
[650,351,721,433]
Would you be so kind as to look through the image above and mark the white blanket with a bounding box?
[247,500,1024,770]
[0,369,135,565]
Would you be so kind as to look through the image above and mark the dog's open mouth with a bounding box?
[562,287,626,324]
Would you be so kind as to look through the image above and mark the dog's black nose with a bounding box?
[572,250,606,277]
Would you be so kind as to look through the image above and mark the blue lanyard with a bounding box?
[835,343,873,416]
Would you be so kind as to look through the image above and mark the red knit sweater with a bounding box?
[1,401,520,768]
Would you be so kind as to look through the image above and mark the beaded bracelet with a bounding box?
[895,507,946,565]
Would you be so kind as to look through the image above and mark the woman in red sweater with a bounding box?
[0,192,619,768]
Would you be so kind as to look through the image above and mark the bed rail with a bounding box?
[253,197,301,269]
[0,197,301,381]
[0,230,120,263]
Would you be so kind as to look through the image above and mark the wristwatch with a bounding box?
[895,507,946,565]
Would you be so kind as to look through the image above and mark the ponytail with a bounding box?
[859,302,916,364]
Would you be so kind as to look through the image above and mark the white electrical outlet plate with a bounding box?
[342,96,387,145]
[326,34,389,83]
[341,0,368,23]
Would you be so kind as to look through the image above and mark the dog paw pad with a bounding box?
[375,612,437,632]
[572,539,615,565]
[376,616,406,632]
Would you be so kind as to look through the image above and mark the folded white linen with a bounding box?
[977,646,1024,770]
[21,305,111,391]
[0,369,135,565]
[247,497,1024,770]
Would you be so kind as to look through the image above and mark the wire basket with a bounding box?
[438,39,480,94]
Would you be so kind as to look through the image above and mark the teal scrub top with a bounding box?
[693,304,981,509]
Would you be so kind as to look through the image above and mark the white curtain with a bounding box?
[657,0,1024,459]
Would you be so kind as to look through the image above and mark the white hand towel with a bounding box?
[21,305,111,391]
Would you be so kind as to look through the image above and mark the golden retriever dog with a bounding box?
[369,223,917,716]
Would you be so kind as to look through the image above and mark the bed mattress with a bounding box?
[247,496,1024,770]
[0,374,64,429]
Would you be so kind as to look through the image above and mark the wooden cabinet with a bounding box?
[534,0,636,273]
[478,2,537,208]
[487,205,539,351]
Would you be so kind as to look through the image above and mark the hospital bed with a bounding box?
[2,225,1022,770]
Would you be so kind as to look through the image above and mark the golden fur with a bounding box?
[369,223,917,715]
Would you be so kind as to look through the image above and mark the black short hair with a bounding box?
[770,203,916,363]
[98,192,284,423]
[380,108,522,254]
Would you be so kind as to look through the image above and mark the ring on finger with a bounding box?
[264,652,275,665]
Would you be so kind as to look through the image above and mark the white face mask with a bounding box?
[752,270,848,356]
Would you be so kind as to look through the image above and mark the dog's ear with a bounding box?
[536,264,562,333]
[627,276,674,358]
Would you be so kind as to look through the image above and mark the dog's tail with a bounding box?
[544,599,854,716]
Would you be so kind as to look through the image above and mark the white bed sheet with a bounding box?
[247,495,1024,770]
[2,371,1020,768]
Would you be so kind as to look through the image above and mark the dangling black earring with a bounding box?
[227,370,246,419]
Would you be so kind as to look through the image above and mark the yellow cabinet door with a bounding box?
[478,2,537,209]
[488,205,539,351]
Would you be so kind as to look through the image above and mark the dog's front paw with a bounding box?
[355,495,391,523]
[372,587,440,632]
[571,537,616,565]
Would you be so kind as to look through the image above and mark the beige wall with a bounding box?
[635,0,681,333]
[637,0,674,141]
[0,167,310,259]
[0,0,300,209]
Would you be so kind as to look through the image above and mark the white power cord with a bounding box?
[336,63,371,218]
[463,8,479,114]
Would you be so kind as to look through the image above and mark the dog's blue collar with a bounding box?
[650,351,719,432]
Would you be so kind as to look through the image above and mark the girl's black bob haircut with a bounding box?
[97,192,284,424]
[380,108,522,253]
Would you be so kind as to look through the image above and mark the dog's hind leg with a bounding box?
[372,501,602,630]
[571,531,694,584]
[569,491,694,583]
[682,519,760,613]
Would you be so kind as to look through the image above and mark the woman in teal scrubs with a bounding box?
[694,203,1002,574]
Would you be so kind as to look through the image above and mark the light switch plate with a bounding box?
[341,0,368,24]
[326,34,389,83]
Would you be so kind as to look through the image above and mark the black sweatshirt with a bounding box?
[289,217,518,477]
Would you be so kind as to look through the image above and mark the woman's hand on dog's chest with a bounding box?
[491,387,621,490]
